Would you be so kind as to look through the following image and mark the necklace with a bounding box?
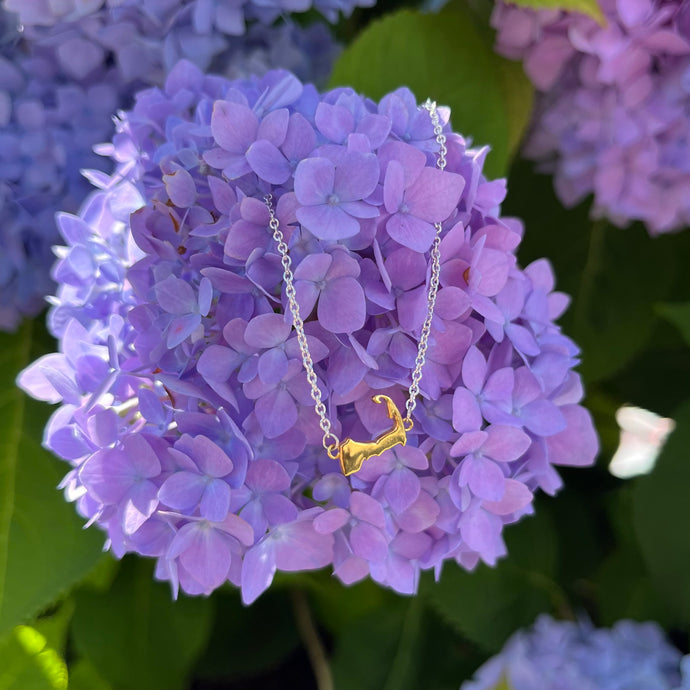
[264,99,447,476]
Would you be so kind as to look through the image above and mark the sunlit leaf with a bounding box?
[501,0,604,22]
[0,624,68,689]
[0,321,103,638]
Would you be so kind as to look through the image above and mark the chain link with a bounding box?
[264,194,341,458]
[264,99,448,457]
[404,99,446,424]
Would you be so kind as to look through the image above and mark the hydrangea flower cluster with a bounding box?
[0,10,123,330]
[492,0,690,234]
[462,615,690,690]
[19,61,598,603]
[16,2,342,85]
[0,3,337,331]
[4,0,370,47]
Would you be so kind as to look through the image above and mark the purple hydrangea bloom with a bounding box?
[492,0,690,234]
[19,62,598,603]
[0,2,338,332]
[462,615,690,690]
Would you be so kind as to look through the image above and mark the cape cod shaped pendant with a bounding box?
[338,395,408,476]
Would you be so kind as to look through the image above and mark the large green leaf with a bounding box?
[0,321,103,638]
[594,488,672,626]
[71,557,213,690]
[309,570,401,635]
[193,588,299,682]
[657,301,690,349]
[66,660,112,690]
[502,0,604,22]
[330,5,533,179]
[632,399,690,625]
[331,598,422,690]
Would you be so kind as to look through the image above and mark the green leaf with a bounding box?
[632,399,690,625]
[331,598,422,690]
[495,58,535,160]
[656,301,690,349]
[308,570,401,635]
[0,321,103,638]
[424,561,554,653]
[592,487,672,626]
[330,5,533,179]
[505,161,687,383]
[595,547,672,627]
[0,599,72,690]
[71,557,213,690]
[503,0,604,22]
[66,660,112,690]
[0,624,68,690]
[415,606,487,690]
[194,588,299,682]
[32,600,73,655]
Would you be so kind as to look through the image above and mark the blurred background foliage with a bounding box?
[2,0,690,687]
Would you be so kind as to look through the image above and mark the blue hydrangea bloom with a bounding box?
[0,1,338,331]
[19,62,598,603]
[4,0,370,46]
[463,615,690,690]
[0,10,121,330]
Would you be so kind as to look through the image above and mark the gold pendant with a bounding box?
[339,395,408,476]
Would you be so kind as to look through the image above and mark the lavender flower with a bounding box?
[19,62,598,603]
[462,615,690,690]
[492,0,690,234]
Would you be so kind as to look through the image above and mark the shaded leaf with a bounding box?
[657,301,690,350]
[0,321,103,637]
[331,597,421,690]
[595,547,672,627]
[632,399,690,625]
[330,5,533,179]
[67,660,112,690]
[194,588,299,682]
[309,570,400,635]
[71,557,213,690]
[592,486,672,626]
[424,560,555,653]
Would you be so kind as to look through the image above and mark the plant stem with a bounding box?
[290,589,334,690]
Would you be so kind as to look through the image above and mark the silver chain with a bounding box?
[405,99,446,421]
[264,99,448,458]
[264,196,341,459]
